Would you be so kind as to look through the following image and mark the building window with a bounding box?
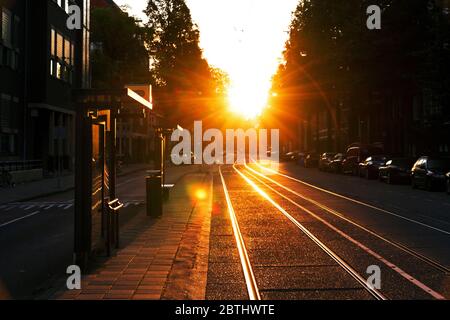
[1,8,12,46]
[53,0,73,14]
[50,27,74,83]
[1,8,20,70]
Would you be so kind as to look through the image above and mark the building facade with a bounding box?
[0,0,90,173]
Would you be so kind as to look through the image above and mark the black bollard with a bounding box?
[146,174,162,218]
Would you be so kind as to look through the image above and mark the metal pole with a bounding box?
[74,104,91,270]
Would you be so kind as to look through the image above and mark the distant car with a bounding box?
[283,151,300,162]
[329,153,345,173]
[319,153,336,171]
[446,172,450,194]
[358,155,388,179]
[305,153,319,168]
[342,145,384,175]
[379,158,415,184]
[411,157,450,191]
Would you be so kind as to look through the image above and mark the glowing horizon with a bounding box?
[114,0,298,119]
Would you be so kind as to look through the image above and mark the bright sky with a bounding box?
[114,0,299,118]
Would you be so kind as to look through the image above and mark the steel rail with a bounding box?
[245,164,450,274]
[219,166,261,300]
[241,166,446,300]
[233,165,387,300]
[252,162,450,236]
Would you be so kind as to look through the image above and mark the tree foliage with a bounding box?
[145,0,228,128]
[91,7,151,89]
[269,0,450,151]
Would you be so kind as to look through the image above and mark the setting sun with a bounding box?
[227,82,268,119]
[114,0,298,120]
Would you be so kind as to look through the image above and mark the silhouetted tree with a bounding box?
[270,0,449,154]
[145,0,228,128]
[91,7,152,89]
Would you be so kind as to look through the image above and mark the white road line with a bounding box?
[63,204,73,210]
[240,167,446,300]
[253,163,450,236]
[0,211,41,228]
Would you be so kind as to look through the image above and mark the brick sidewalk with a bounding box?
[53,171,213,300]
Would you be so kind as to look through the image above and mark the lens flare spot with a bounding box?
[195,189,207,201]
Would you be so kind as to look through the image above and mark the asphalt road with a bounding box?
[208,163,450,300]
[0,169,148,300]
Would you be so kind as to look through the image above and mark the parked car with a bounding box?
[342,144,384,175]
[319,153,336,171]
[281,152,293,162]
[358,155,388,179]
[446,172,450,194]
[379,158,415,184]
[329,153,345,173]
[411,157,450,191]
[305,153,319,168]
[283,151,300,162]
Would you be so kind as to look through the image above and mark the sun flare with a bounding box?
[227,82,268,119]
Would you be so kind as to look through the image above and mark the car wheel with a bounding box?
[387,173,392,185]
[366,170,370,180]
[447,180,450,195]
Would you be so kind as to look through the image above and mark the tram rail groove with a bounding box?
[245,164,450,275]
[238,165,446,300]
[231,165,388,301]
[219,167,261,301]
[252,162,450,236]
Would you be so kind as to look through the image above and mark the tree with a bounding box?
[270,0,449,154]
[145,0,228,128]
[91,7,152,89]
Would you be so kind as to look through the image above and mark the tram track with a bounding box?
[232,164,448,300]
[245,164,450,275]
[219,166,388,300]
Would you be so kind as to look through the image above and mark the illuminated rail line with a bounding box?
[237,165,446,300]
[221,165,387,300]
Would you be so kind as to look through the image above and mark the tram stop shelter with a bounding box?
[72,87,153,269]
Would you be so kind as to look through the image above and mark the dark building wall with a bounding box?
[0,0,26,160]
[1,0,90,173]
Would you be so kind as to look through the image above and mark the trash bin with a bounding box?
[146,170,162,218]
